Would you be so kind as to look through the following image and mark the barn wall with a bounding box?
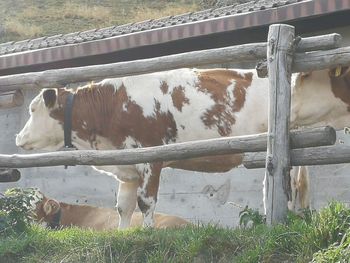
[1,25,350,227]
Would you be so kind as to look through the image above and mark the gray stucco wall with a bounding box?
[1,25,350,228]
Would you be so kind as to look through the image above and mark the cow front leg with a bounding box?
[136,163,162,227]
[116,180,138,229]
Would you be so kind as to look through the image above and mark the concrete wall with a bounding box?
[1,25,350,228]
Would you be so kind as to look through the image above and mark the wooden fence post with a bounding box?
[264,24,295,225]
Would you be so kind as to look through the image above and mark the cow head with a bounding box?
[42,199,60,217]
[16,89,64,151]
[29,191,62,228]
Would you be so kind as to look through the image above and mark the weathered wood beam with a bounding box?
[244,145,350,168]
[0,168,21,182]
[295,33,341,52]
[289,126,336,148]
[0,43,268,91]
[257,46,350,77]
[0,90,24,109]
[0,126,336,168]
[264,24,294,225]
[0,34,341,92]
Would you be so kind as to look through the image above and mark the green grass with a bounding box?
[0,0,200,43]
[1,202,350,263]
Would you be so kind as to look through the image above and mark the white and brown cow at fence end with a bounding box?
[16,67,350,228]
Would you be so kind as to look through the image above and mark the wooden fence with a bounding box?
[1,23,350,224]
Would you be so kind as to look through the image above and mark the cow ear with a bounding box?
[42,89,57,108]
[43,199,60,215]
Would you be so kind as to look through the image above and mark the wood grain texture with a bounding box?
[264,24,294,225]
[244,145,350,168]
[258,45,350,78]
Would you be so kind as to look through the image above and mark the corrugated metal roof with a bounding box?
[0,0,303,56]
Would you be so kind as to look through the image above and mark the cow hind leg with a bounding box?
[136,162,162,227]
[116,181,138,229]
[288,166,299,211]
[288,166,310,212]
[297,166,310,209]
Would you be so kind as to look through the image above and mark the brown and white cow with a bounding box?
[16,67,350,228]
[32,191,190,230]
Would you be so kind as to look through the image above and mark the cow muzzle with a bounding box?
[15,133,33,150]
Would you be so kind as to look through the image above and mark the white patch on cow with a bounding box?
[82,121,88,130]
[226,82,235,102]
[230,70,269,135]
[123,136,141,149]
[141,196,156,227]
[166,69,218,142]
[136,163,152,191]
[16,90,64,151]
[123,75,164,117]
[122,102,127,111]
[92,164,140,182]
[136,178,156,228]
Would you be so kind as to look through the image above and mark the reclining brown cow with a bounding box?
[33,192,190,230]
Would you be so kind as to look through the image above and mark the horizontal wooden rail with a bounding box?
[0,34,341,92]
[243,144,350,168]
[295,33,341,52]
[0,168,21,182]
[0,126,335,168]
[258,46,350,77]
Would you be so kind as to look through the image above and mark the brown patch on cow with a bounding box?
[138,163,162,199]
[329,67,350,110]
[171,86,189,112]
[137,197,150,214]
[147,163,162,198]
[198,69,252,136]
[160,81,169,94]
[167,154,243,172]
[50,83,178,149]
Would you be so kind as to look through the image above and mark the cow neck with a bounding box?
[64,92,76,149]
[48,207,62,230]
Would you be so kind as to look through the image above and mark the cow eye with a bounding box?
[31,108,35,113]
